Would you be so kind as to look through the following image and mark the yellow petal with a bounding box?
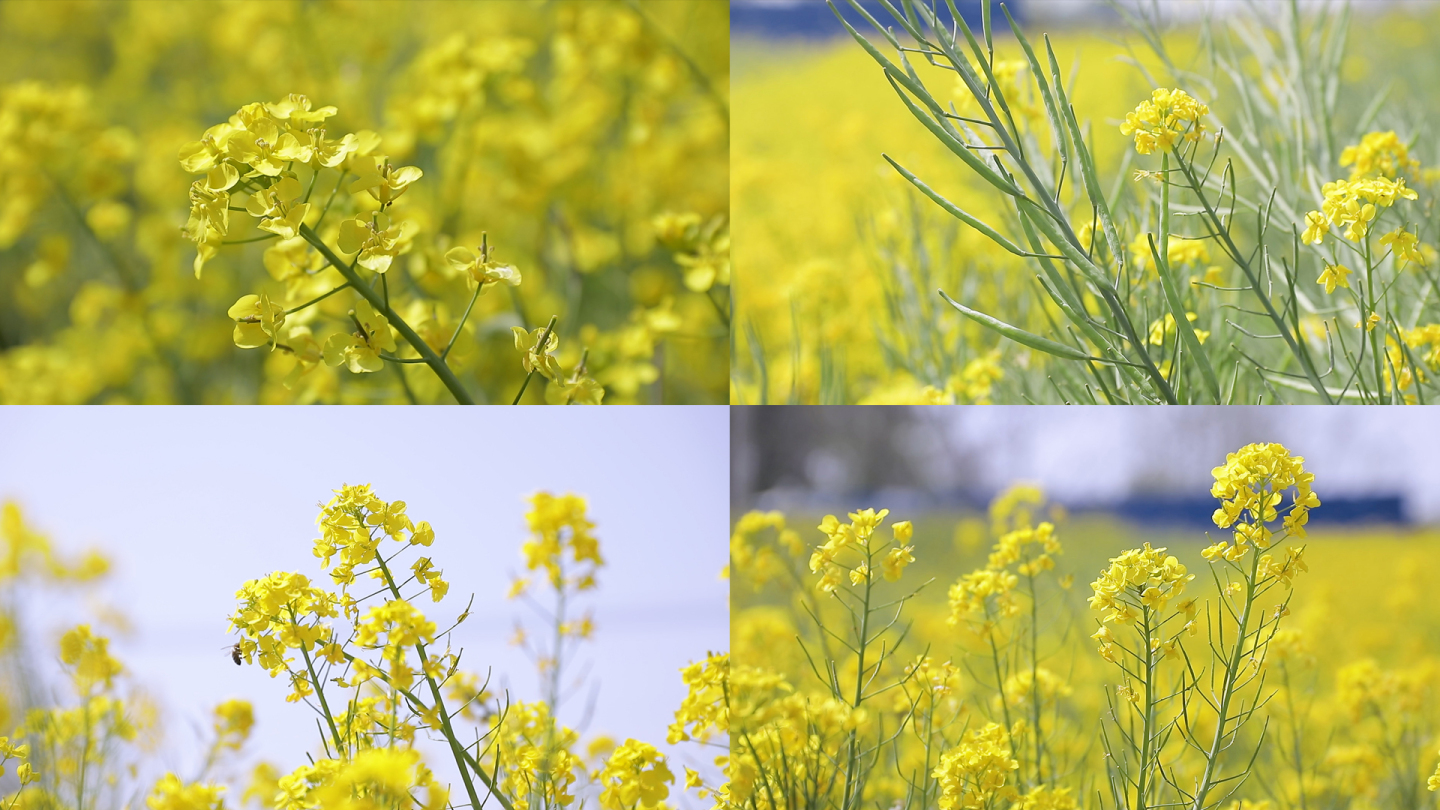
[245,194,271,217]
[337,218,368,254]
[359,251,394,274]
[391,166,424,186]
[445,246,476,271]
[275,176,304,201]
[206,164,239,192]
[227,294,261,320]
[178,140,215,173]
[233,322,270,349]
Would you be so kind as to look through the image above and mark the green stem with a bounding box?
[298,636,345,756]
[285,282,351,315]
[1136,606,1156,810]
[223,232,280,245]
[1157,152,1221,403]
[372,555,495,810]
[840,548,875,810]
[539,562,569,805]
[1364,236,1384,402]
[76,689,92,810]
[1027,572,1042,785]
[298,224,475,404]
[512,371,536,405]
[1282,665,1308,810]
[1190,546,1261,810]
[705,286,731,326]
[339,647,515,810]
[987,610,1020,781]
[1170,154,1333,402]
[313,170,347,231]
[303,165,320,203]
[393,362,419,404]
[443,283,485,361]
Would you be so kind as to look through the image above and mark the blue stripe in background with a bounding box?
[731,0,1020,40]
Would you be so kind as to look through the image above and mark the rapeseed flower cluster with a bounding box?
[491,700,583,810]
[1087,544,1193,629]
[516,492,601,594]
[728,662,865,810]
[275,747,448,810]
[948,567,1021,627]
[220,484,719,810]
[0,736,36,804]
[1301,176,1418,245]
[228,572,342,698]
[726,442,1440,810]
[1340,130,1418,179]
[668,652,729,745]
[1119,87,1210,155]
[0,492,728,810]
[809,508,916,592]
[1204,442,1319,558]
[145,774,225,810]
[654,212,731,295]
[950,486,1069,640]
[931,723,1019,810]
[58,624,123,692]
[729,510,803,587]
[905,655,966,702]
[0,1,727,405]
[596,739,674,810]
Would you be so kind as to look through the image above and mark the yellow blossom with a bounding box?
[1317,262,1352,294]
[1120,87,1210,155]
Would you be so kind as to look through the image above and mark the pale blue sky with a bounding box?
[0,406,728,796]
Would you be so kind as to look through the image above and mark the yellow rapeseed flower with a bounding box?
[1379,227,1426,267]
[512,325,563,381]
[1302,176,1418,246]
[1317,262,1352,294]
[227,292,286,350]
[597,739,674,810]
[931,722,1019,810]
[1340,130,1418,180]
[323,300,397,373]
[1120,88,1210,155]
[146,773,225,810]
[348,156,424,206]
[445,244,522,292]
[58,624,122,691]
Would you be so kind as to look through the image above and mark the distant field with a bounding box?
[732,488,1440,810]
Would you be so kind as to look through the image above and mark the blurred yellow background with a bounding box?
[0,0,729,403]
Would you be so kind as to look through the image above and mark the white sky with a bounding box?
[922,407,1440,519]
[858,403,1440,515]
[0,406,728,799]
[740,407,1440,523]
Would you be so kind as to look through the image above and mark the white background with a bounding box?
[0,406,728,795]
